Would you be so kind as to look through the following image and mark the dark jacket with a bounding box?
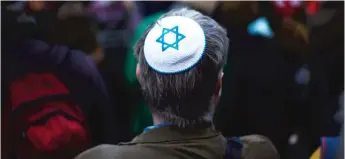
[75,126,279,159]
[2,39,118,145]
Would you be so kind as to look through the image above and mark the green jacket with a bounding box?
[76,127,279,159]
[76,126,227,159]
[125,12,165,135]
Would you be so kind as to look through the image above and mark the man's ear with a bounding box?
[216,72,224,96]
[136,64,140,81]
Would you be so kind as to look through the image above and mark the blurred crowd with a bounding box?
[1,1,344,159]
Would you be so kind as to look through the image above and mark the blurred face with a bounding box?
[57,2,87,19]
[28,1,46,12]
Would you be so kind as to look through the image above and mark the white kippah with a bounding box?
[143,16,206,74]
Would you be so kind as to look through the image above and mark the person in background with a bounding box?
[88,1,143,142]
[1,1,62,44]
[76,8,279,159]
[2,2,117,158]
[49,3,104,64]
[308,1,344,136]
[47,1,119,144]
[307,2,344,159]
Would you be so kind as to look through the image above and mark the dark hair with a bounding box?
[48,15,98,55]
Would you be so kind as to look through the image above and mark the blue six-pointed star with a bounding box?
[156,26,186,52]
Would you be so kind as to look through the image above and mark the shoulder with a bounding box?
[239,134,280,159]
[75,144,157,159]
[66,49,98,76]
[75,144,117,159]
[63,48,108,96]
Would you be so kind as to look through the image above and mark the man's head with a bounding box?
[48,15,103,63]
[134,8,229,127]
[48,3,104,64]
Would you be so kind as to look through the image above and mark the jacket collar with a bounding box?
[121,125,222,144]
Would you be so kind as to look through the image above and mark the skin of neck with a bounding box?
[151,95,219,126]
[152,114,163,125]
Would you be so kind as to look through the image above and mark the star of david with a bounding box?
[156,26,186,52]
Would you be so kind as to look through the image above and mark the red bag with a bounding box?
[2,73,91,159]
